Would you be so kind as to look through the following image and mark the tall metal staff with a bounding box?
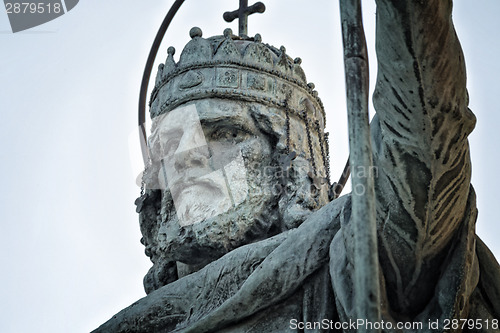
[339,0,381,330]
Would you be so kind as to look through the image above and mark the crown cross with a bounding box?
[223,0,266,37]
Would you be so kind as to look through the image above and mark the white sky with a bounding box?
[1,1,499,332]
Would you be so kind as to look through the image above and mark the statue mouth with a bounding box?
[170,177,224,201]
[168,174,237,227]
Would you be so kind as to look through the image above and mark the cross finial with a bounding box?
[223,0,266,37]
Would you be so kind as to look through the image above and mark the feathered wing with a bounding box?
[371,0,476,314]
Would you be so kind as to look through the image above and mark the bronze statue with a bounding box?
[94,1,500,332]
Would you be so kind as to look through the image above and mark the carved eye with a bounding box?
[210,127,249,143]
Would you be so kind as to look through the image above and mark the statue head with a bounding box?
[139,27,331,293]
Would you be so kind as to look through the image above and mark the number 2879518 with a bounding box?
[5,2,62,14]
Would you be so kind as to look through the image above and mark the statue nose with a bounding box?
[174,146,210,172]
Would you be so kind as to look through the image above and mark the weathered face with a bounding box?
[156,103,243,227]
[147,99,279,265]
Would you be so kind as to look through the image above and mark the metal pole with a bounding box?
[138,0,185,165]
[339,0,381,330]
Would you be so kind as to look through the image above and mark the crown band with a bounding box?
[150,62,325,123]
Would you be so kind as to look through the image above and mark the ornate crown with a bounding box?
[149,27,325,127]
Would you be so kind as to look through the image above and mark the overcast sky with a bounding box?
[1,1,499,332]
